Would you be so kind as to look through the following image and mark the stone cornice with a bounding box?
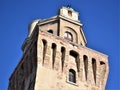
[37,15,83,26]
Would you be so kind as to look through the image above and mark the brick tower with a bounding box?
[8,6,109,90]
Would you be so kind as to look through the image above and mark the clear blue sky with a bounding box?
[0,0,119,90]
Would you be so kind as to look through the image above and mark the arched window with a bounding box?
[69,69,76,83]
[64,32,73,41]
[48,30,53,34]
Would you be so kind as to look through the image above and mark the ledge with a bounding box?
[66,81,78,86]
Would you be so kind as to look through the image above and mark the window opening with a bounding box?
[69,69,76,83]
[100,61,105,65]
[92,58,96,83]
[64,32,73,41]
[83,55,88,80]
[52,43,56,69]
[48,30,53,34]
[68,10,72,17]
[61,47,66,71]
[42,40,47,65]
[100,61,106,84]
[70,50,79,72]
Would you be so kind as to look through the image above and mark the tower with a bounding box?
[8,6,109,90]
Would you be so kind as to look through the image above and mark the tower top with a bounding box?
[59,6,79,21]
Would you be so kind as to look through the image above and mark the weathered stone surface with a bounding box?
[8,6,109,90]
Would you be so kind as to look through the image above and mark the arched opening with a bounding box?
[64,27,78,43]
[83,55,88,81]
[92,58,97,83]
[61,47,66,72]
[100,61,106,84]
[69,69,76,83]
[51,43,56,69]
[64,31,73,41]
[42,39,47,65]
[48,29,53,34]
[70,50,79,72]
[100,61,105,65]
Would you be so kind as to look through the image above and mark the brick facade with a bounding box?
[8,6,109,90]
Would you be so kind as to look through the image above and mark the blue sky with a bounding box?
[0,0,119,90]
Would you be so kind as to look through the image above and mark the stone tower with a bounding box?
[8,6,109,90]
